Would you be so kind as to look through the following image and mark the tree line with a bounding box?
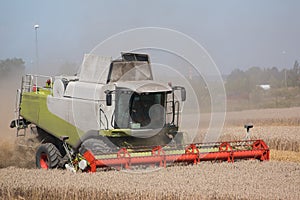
[225,60,300,110]
[0,58,25,78]
[226,60,300,96]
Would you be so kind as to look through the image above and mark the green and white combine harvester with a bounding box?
[10,53,269,172]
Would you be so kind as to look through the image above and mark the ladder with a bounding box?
[14,75,33,136]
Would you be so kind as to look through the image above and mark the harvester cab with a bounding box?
[100,52,186,146]
[10,52,269,172]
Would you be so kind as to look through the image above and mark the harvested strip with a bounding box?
[0,161,299,200]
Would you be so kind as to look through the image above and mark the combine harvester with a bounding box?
[10,53,269,172]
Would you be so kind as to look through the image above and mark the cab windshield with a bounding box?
[115,90,166,129]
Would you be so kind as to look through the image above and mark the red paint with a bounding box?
[40,153,48,169]
[83,140,270,172]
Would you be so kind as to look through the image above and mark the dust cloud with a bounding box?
[0,69,35,168]
[0,71,21,130]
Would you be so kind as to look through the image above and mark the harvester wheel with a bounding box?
[79,137,114,155]
[36,143,62,169]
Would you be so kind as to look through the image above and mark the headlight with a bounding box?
[78,160,88,170]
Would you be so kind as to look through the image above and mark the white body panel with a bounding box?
[48,81,116,132]
[79,54,112,84]
[46,53,171,134]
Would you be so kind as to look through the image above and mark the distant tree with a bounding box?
[245,66,264,87]
[293,60,299,72]
[226,64,300,110]
[290,60,300,87]
[226,67,267,95]
[0,58,25,77]
[266,67,281,88]
[225,69,247,95]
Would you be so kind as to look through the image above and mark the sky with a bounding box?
[0,0,299,75]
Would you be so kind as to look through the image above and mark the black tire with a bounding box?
[79,137,115,155]
[36,143,62,169]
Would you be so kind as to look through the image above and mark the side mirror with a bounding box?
[172,86,186,102]
[181,87,186,101]
[105,91,112,106]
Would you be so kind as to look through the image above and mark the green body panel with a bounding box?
[100,129,131,137]
[20,92,83,146]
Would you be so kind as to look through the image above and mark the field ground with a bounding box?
[224,107,300,126]
[0,161,299,200]
[0,107,299,199]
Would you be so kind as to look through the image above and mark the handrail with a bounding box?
[23,74,53,95]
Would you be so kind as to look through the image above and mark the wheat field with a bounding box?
[0,161,300,200]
